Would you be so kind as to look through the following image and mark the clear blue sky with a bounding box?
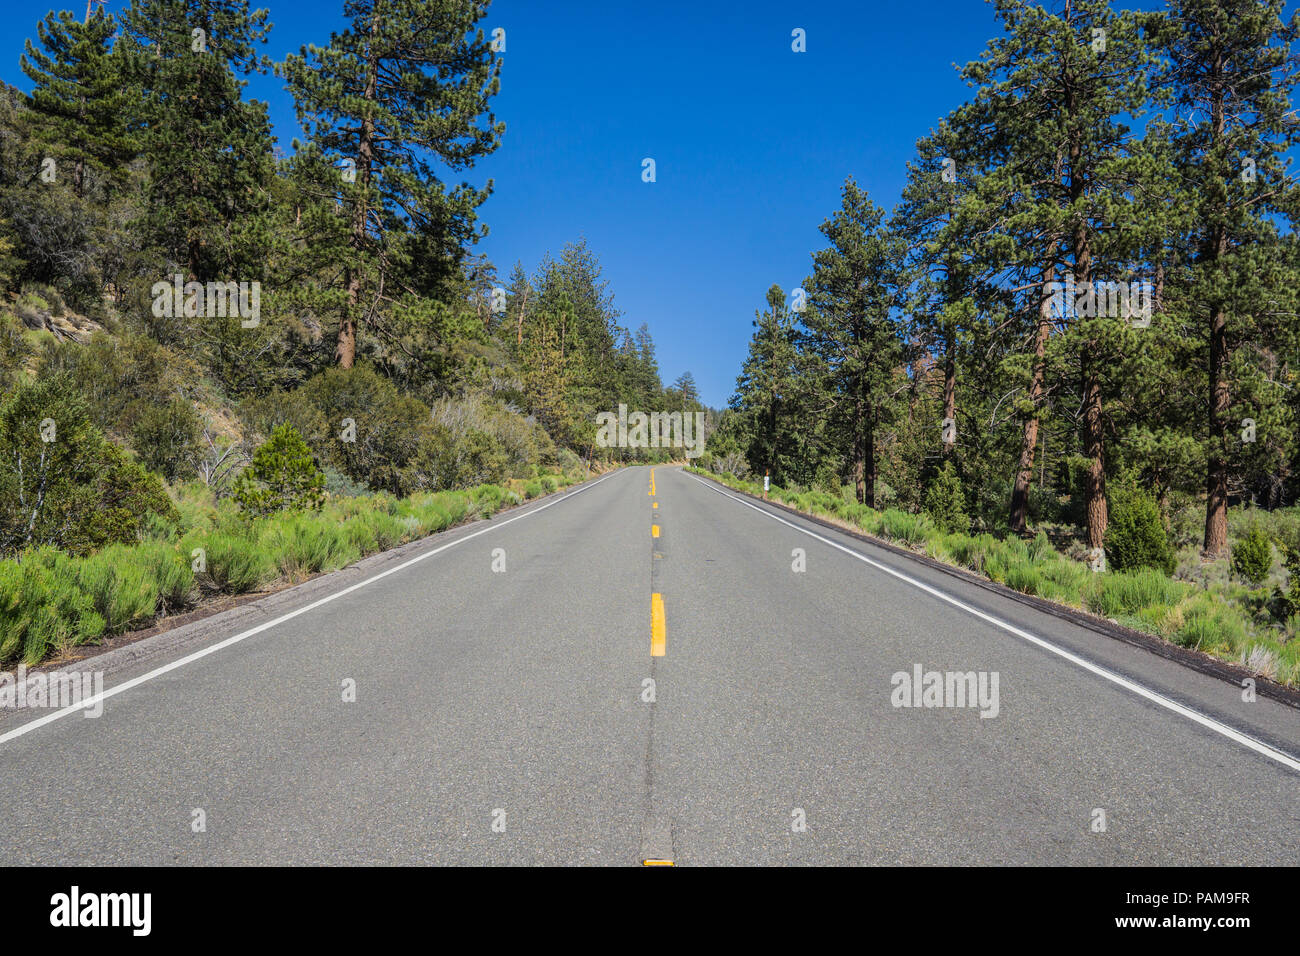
[3,0,1169,407]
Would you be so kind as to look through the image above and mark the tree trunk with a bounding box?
[1067,84,1106,550]
[516,287,528,345]
[1082,357,1107,549]
[1075,230,1107,551]
[338,266,359,369]
[1010,251,1057,533]
[853,386,867,504]
[1204,301,1229,555]
[1203,74,1230,556]
[862,406,876,510]
[942,343,956,456]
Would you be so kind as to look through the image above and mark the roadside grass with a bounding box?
[691,468,1298,687]
[0,468,583,669]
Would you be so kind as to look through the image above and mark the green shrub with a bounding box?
[188,532,271,594]
[0,376,179,557]
[881,509,932,545]
[427,394,556,483]
[1173,594,1249,653]
[78,544,161,632]
[323,466,370,498]
[84,443,181,553]
[472,484,508,517]
[362,510,407,549]
[924,533,956,563]
[1105,479,1174,575]
[847,504,883,535]
[130,397,201,481]
[950,533,997,573]
[133,540,195,613]
[1278,544,1300,619]
[38,331,200,437]
[398,493,462,535]
[1087,568,1187,618]
[341,516,379,556]
[411,425,509,492]
[1027,531,1055,562]
[260,516,359,580]
[434,493,469,526]
[1035,558,1091,603]
[1004,561,1042,596]
[232,423,326,518]
[1279,640,1300,686]
[1231,524,1273,585]
[0,311,33,393]
[922,462,970,534]
[0,549,104,665]
[296,363,428,495]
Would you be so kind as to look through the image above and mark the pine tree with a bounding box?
[520,308,576,447]
[232,423,326,517]
[671,372,699,410]
[731,285,807,484]
[953,0,1165,545]
[923,460,970,534]
[506,260,532,348]
[893,123,986,465]
[804,179,905,506]
[282,0,503,368]
[119,0,275,282]
[20,8,137,198]
[1163,0,1300,554]
[464,253,499,332]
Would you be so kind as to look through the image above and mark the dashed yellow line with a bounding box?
[651,524,660,538]
[651,593,666,657]
[649,468,656,496]
[653,501,658,509]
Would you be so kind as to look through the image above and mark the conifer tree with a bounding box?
[20,8,136,198]
[1163,0,1300,554]
[282,0,503,368]
[804,179,905,506]
[954,0,1165,545]
[119,0,275,282]
[731,285,807,483]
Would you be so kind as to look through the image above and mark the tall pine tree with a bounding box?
[282,0,503,368]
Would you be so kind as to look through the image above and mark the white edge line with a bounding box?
[683,471,1300,775]
[0,472,618,747]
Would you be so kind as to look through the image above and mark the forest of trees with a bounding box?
[717,0,1300,563]
[0,0,705,560]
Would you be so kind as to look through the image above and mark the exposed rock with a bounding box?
[14,304,103,343]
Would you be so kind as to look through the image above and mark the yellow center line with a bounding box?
[652,502,658,509]
[649,467,656,496]
[651,524,660,538]
[651,593,666,657]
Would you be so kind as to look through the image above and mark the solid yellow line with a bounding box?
[652,524,660,538]
[651,593,666,657]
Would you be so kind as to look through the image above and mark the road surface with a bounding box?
[0,465,1296,865]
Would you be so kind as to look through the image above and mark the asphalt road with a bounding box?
[0,465,1296,865]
